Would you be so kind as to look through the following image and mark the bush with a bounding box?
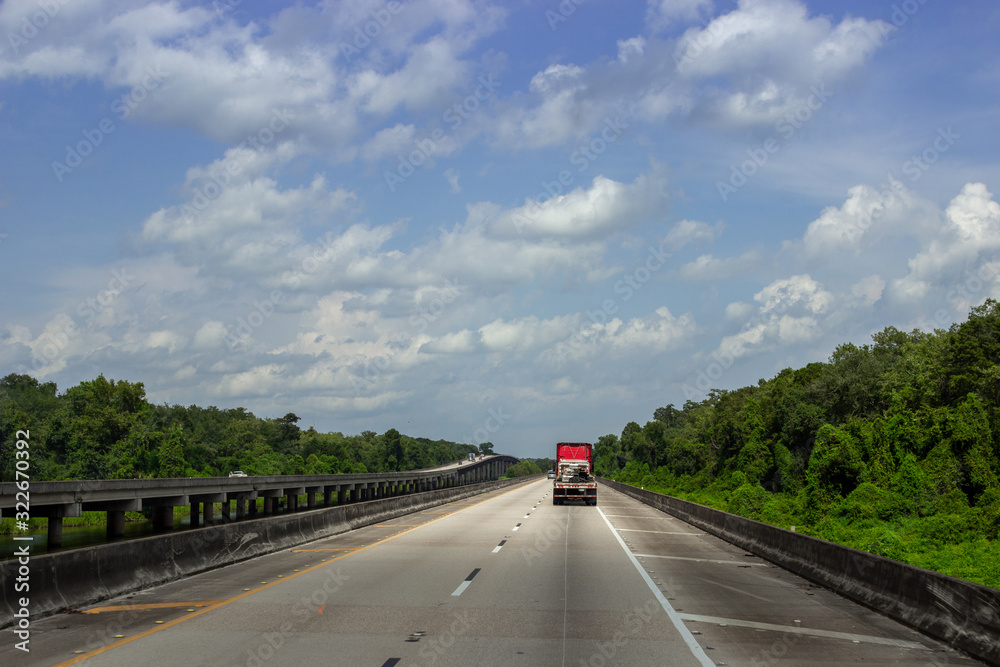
[836,482,892,521]
[728,483,770,519]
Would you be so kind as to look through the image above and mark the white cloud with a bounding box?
[664,219,721,250]
[646,0,713,31]
[754,274,833,315]
[678,249,764,281]
[851,275,885,307]
[489,172,665,240]
[892,183,1000,304]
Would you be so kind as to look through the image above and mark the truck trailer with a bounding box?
[552,442,597,505]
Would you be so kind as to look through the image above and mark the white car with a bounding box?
[228,471,248,477]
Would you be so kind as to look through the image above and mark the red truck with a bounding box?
[552,442,597,505]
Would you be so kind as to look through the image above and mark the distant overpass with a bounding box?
[0,455,519,548]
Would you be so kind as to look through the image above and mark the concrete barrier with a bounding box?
[1,477,531,629]
[598,477,1000,666]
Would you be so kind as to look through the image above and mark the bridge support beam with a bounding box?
[153,506,173,531]
[190,501,200,527]
[48,517,63,548]
[106,510,126,539]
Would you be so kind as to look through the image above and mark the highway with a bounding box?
[3,478,981,666]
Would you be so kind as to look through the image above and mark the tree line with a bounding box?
[594,299,1000,587]
[0,374,498,481]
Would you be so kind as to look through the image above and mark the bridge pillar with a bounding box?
[203,501,213,526]
[249,498,257,517]
[263,496,274,515]
[324,488,333,506]
[153,506,174,530]
[287,494,297,512]
[338,487,347,504]
[235,497,246,520]
[190,501,200,527]
[221,500,230,523]
[48,517,63,548]
[106,510,126,539]
[307,493,316,508]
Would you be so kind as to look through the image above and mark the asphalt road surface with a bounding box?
[2,479,981,666]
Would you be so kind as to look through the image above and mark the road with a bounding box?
[2,479,980,666]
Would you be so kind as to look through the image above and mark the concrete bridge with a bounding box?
[0,454,518,548]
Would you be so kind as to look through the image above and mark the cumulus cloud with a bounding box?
[891,183,1000,304]
[488,172,666,240]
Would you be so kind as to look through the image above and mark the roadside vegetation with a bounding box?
[503,460,544,478]
[595,300,1000,589]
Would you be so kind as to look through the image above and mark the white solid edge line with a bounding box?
[633,553,768,566]
[678,613,926,649]
[451,580,473,596]
[598,507,715,667]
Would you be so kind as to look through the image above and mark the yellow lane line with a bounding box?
[373,524,422,527]
[86,601,227,613]
[54,483,527,667]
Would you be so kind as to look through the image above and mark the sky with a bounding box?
[1,0,999,459]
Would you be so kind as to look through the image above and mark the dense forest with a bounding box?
[594,299,1000,588]
[0,374,500,481]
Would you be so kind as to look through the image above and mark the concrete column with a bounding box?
[324,489,333,506]
[153,506,174,531]
[307,493,316,508]
[221,500,230,522]
[190,501,200,527]
[107,510,126,539]
[203,501,212,525]
[249,498,258,517]
[48,517,63,549]
[236,497,246,520]
[263,496,274,515]
[338,487,347,505]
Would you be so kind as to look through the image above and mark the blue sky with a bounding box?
[2,0,999,458]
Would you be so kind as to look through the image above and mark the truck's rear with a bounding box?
[552,442,597,505]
